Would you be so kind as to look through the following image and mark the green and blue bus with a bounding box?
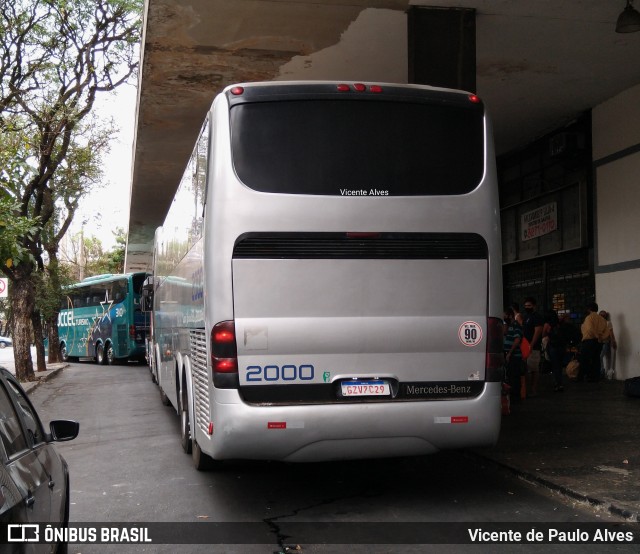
[57,272,149,364]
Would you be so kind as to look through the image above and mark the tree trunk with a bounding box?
[11,275,36,382]
[47,313,61,363]
[44,251,62,364]
[31,310,47,372]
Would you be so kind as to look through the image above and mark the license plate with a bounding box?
[341,380,391,397]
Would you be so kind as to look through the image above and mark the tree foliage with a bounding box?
[0,197,39,271]
[0,0,142,380]
[62,228,126,280]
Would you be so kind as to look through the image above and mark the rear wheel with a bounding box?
[192,438,216,471]
[180,396,192,454]
[96,343,105,365]
[151,352,159,384]
[160,387,171,406]
[60,343,69,362]
[104,343,114,365]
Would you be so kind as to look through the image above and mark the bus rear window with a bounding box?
[230,99,484,196]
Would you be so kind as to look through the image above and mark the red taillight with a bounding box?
[215,358,237,372]
[485,316,504,382]
[129,325,136,339]
[337,83,383,93]
[211,320,238,374]
[214,328,234,343]
[230,86,244,95]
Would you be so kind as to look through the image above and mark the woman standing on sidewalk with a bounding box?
[580,302,610,382]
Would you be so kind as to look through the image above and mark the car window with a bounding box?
[0,382,28,458]
[5,379,45,448]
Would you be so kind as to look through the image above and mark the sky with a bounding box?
[69,84,138,251]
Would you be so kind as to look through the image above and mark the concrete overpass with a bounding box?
[125,0,640,272]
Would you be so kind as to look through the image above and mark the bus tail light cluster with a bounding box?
[485,317,504,382]
[337,83,383,93]
[211,320,239,388]
[129,324,144,343]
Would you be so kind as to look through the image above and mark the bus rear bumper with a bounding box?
[200,382,501,463]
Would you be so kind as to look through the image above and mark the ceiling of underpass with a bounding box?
[125,0,640,272]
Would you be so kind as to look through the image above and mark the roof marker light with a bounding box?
[230,86,244,95]
[468,94,481,104]
[337,84,351,92]
[353,83,366,92]
[370,85,383,93]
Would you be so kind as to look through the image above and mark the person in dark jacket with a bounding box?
[504,308,525,403]
[543,309,564,392]
[522,297,543,397]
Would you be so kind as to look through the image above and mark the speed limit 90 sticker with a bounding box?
[458,321,483,347]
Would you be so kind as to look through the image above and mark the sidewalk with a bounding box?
[472,372,640,521]
[19,364,68,394]
[0,354,67,395]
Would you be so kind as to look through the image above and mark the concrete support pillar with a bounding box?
[408,6,476,93]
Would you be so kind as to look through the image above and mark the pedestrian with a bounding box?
[557,312,581,368]
[599,310,617,379]
[579,302,610,382]
[522,297,543,397]
[503,308,525,403]
[542,309,564,391]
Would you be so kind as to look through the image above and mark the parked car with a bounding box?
[0,366,79,551]
[0,336,12,348]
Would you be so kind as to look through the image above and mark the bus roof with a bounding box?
[70,272,149,288]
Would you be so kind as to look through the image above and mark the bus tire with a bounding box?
[160,387,171,406]
[96,343,105,365]
[180,398,192,454]
[192,439,216,471]
[60,342,69,363]
[104,342,114,365]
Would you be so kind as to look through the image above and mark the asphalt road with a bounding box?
[27,362,634,554]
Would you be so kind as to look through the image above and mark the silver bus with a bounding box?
[147,81,503,470]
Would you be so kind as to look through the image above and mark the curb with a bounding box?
[22,364,68,395]
[467,450,639,523]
